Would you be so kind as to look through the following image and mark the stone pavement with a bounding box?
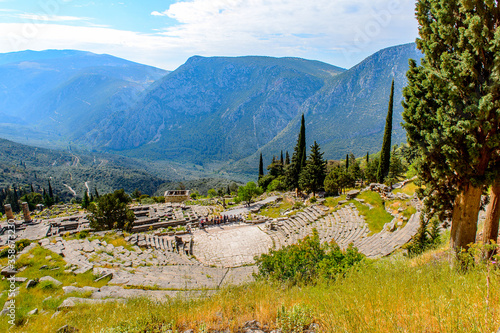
[192,223,273,267]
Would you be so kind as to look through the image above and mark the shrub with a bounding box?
[277,304,313,333]
[76,230,90,239]
[254,230,364,285]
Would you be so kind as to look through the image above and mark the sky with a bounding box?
[0,0,419,70]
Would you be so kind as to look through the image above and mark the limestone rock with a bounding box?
[39,276,62,286]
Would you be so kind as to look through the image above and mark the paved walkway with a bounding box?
[192,223,273,267]
[221,196,279,216]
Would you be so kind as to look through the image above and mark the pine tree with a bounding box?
[258,153,264,179]
[299,141,327,196]
[403,1,500,252]
[377,79,394,183]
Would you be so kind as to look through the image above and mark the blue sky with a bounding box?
[0,0,419,70]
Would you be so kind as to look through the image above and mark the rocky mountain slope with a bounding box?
[0,50,168,144]
[0,44,423,179]
[81,43,422,174]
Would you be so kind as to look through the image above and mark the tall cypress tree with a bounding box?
[94,187,99,198]
[298,114,306,168]
[48,179,54,199]
[258,153,264,179]
[366,152,369,165]
[377,79,394,183]
[346,154,349,170]
[403,1,500,252]
[280,151,284,165]
[287,114,307,190]
[285,151,290,165]
[82,190,90,209]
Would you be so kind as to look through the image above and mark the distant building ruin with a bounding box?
[164,190,190,203]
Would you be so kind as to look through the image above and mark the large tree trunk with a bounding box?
[450,183,483,251]
[481,180,500,256]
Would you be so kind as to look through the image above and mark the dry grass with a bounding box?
[3,249,499,333]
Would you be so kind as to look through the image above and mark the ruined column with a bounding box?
[4,204,14,220]
[22,202,32,223]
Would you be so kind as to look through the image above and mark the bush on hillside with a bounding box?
[254,229,364,285]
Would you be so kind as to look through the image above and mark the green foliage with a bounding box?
[258,152,264,179]
[88,189,135,231]
[354,191,394,234]
[403,217,442,257]
[286,114,307,190]
[207,189,217,198]
[385,147,408,187]
[402,1,500,245]
[141,198,155,205]
[131,189,142,199]
[238,182,263,206]
[324,167,352,196]
[82,190,90,209]
[20,192,42,211]
[299,141,326,195]
[267,176,287,192]
[365,157,380,184]
[255,230,364,285]
[76,230,90,239]
[276,304,313,333]
[377,79,394,183]
[0,239,32,258]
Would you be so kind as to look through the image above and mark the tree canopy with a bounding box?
[403,0,500,251]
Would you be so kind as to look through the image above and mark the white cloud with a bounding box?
[151,0,418,66]
[0,0,418,70]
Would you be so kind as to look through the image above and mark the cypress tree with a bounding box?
[94,187,99,198]
[285,151,290,165]
[30,183,34,193]
[48,179,54,199]
[366,152,369,165]
[286,115,308,190]
[403,1,500,252]
[298,114,306,169]
[280,151,284,165]
[82,190,90,209]
[346,154,349,170]
[258,153,264,179]
[377,79,394,183]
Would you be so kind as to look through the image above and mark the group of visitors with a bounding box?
[198,214,243,229]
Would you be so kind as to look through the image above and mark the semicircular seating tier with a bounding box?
[266,204,421,259]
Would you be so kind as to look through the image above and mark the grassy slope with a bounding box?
[2,244,499,332]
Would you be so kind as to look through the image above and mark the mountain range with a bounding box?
[0,43,423,181]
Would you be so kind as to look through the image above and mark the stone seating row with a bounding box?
[126,233,194,256]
